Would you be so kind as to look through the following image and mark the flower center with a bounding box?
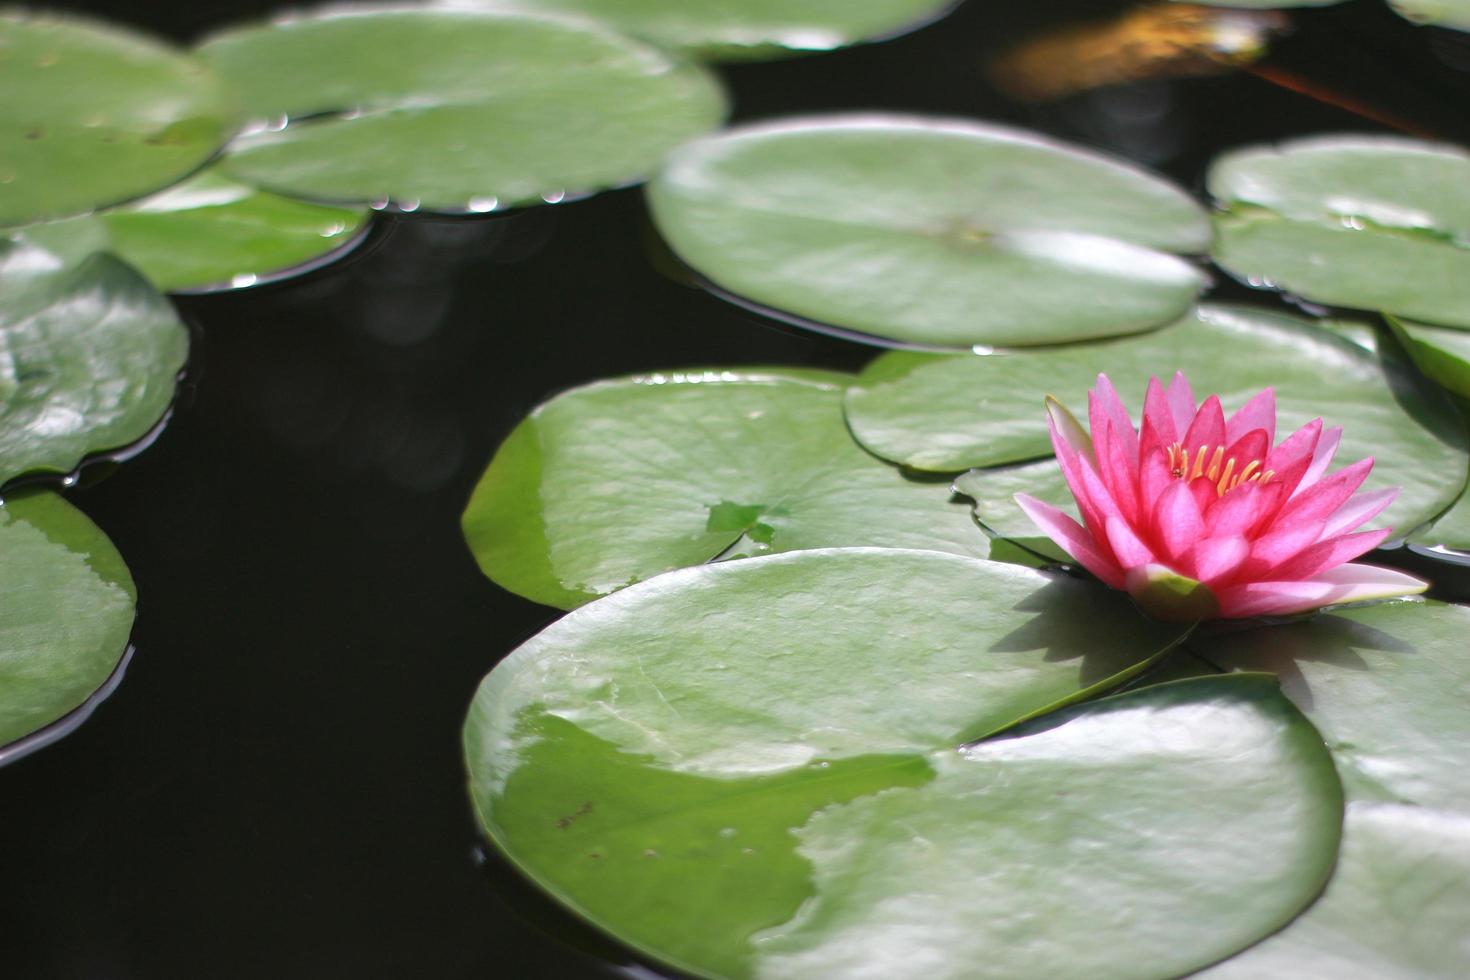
[1166,442,1274,497]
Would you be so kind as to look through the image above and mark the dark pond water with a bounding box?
[4,1,1470,976]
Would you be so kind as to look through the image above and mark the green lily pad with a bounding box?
[1205,802,1470,980]
[198,5,727,212]
[461,368,988,609]
[487,0,958,61]
[1389,0,1470,30]
[846,304,1468,538]
[1209,136,1470,328]
[0,11,233,228]
[1,490,136,751]
[466,548,1340,980]
[646,114,1209,349]
[1411,478,1470,551]
[954,460,1070,563]
[0,237,190,485]
[1389,314,1470,401]
[19,168,371,293]
[1192,600,1470,976]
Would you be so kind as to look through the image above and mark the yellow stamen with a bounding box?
[1166,442,1274,497]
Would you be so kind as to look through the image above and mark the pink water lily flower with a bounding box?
[1016,372,1427,621]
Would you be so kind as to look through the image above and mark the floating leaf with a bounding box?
[461,368,987,608]
[466,548,1339,980]
[1389,0,1470,30]
[954,460,1070,563]
[0,490,136,752]
[1209,135,1470,328]
[647,114,1209,348]
[1389,314,1470,401]
[1410,478,1470,552]
[0,238,189,485]
[18,168,371,293]
[1192,600,1470,976]
[485,0,959,61]
[0,11,233,228]
[847,304,1468,538]
[199,5,727,212]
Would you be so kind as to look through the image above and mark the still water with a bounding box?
[3,0,1469,976]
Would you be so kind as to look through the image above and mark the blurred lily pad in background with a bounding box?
[483,0,960,61]
[0,490,136,753]
[1209,136,1470,328]
[199,4,728,212]
[647,114,1209,348]
[461,369,987,609]
[0,237,189,485]
[466,549,1340,980]
[0,11,234,227]
[20,168,370,292]
[1388,0,1470,30]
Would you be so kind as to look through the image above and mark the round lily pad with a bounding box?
[485,0,959,61]
[846,304,1468,538]
[0,490,136,753]
[1389,0,1470,30]
[646,114,1210,349]
[466,548,1340,980]
[0,11,234,228]
[20,168,371,293]
[199,5,728,212]
[1410,479,1470,552]
[0,237,190,485]
[1208,135,1470,328]
[461,368,988,609]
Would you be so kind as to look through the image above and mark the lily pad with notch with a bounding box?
[646,114,1210,349]
[0,236,189,486]
[460,367,988,609]
[1208,135,1470,328]
[0,11,234,228]
[198,4,728,213]
[0,490,136,756]
[466,547,1341,980]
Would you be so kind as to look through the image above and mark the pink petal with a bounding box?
[1242,518,1328,578]
[1187,475,1218,515]
[1182,395,1227,455]
[1324,487,1398,538]
[1152,480,1205,562]
[1096,420,1141,526]
[1205,481,1275,537]
[1046,396,1094,465]
[1226,388,1276,446]
[1291,426,1343,498]
[1015,494,1126,588]
[1222,428,1270,472]
[1263,418,1324,496]
[1139,447,1173,509]
[1215,563,1427,618]
[1105,515,1156,569]
[1166,371,1196,435]
[1141,376,1178,450]
[1268,527,1392,582]
[1184,534,1250,585]
[1274,457,1374,529]
[1090,375,1139,466]
[1048,410,1107,535]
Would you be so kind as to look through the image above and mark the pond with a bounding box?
[3,0,1470,976]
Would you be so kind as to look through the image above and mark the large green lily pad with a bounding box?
[1389,0,1470,30]
[488,0,958,61]
[846,304,1468,539]
[0,11,233,228]
[0,237,190,485]
[461,368,988,608]
[1192,600,1470,976]
[1209,136,1470,328]
[466,548,1340,980]
[1389,314,1470,401]
[954,459,1071,563]
[199,5,727,212]
[646,114,1209,348]
[0,490,136,750]
[19,168,370,293]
